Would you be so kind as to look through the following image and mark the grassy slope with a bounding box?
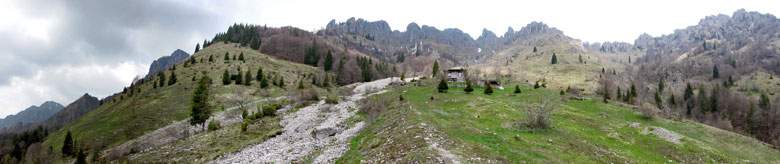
[340,82,780,163]
[477,39,640,93]
[42,43,320,153]
[128,116,282,163]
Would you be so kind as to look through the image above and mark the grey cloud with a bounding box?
[0,0,228,85]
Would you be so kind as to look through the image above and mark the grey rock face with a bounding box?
[144,49,190,80]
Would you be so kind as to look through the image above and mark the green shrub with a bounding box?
[241,108,248,119]
[514,85,522,94]
[464,81,474,93]
[207,120,221,131]
[437,79,449,93]
[241,121,248,132]
[262,103,280,116]
[484,81,493,95]
[325,94,339,104]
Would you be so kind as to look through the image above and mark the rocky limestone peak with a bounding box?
[144,49,190,80]
[504,26,515,38]
[478,28,498,40]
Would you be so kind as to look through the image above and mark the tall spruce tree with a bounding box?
[244,70,251,86]
[168,71,177,86]
[551,53,558,64]
[62,130,74,156]
[190,74,213,131]
[324,50,333,71]
[432,60,439,77]
[256,67,264,82]
[713,65,720,79]
[195,43,200,53]
[222,69,231,85]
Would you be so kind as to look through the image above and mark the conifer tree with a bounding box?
[62,130,74,156]
[336,58,345,84]
[191,74,213,131]
[484,81,493,95]
[222,69,231,85]
[168,71,177,86]
[534,81,540,89]
[323,74,330,88]
[437,79,448,93]
[684,83,694,100]
[224,52,230,61]
[235,71,243,85]
[658,78,664,93]
[260,75,269,88]
[713,65,720,79]
[432,60,439,77]
[401,72,405,81]
[195,43,200,53]
[158,72,166,87]
[533,46,537,52]
[256,67,264,82]
[464,81,474,93]
[759,93,771,110]
[209,55,214,62]
[578,54,583,63]
[239,52,245,61]
[669,93,676,107]
[298,79,305,89]
[190,56,196,65]
[514,85,522,93]
[324,50,333,71]
[551,53,558,64]
[244,70,251,86]
[279,76,285,88]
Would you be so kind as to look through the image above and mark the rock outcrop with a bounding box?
[144,49,189,80]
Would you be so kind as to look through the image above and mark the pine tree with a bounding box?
[731,59,736,68]
[209,55,214,62]
[432,60,439,77]
[222,69,230,85]
[658,78,664,93]
[233,54,236,60]
[654,91,663,108]
[401,72,405,81]
[437,79,448,93]
[684,83,694,100]
[250,37,261,50]
[533,46,537,52]
[669,93,676,107]
[190,74,213,131]
[464,81,474,93]
[759,93,771,110]
[531,81,538,89]
[75,149,86,164]
[256,67,264,82]
[514,85,522,93]
[710,87,719,112]
[628,56,631,64]
[298,79,305,89]
[324,50,333,71]
[239,52,245,61]
[158,72,166,87]
[323,74,330,88]
[195,43,200,53]
[168,71,177,86]
[224,52,230,62]
[551,53,558,64]
[244,70,251,86]
[336,58,345,84]
[616,87,622,100]
[713,65,720,79]
[190,56,196,65]
[304,40,320,66]
[578,54,583,63]
[279,76,285,88]
[601,68,605,74]
[260,75,269,88]
[484,81,493,95]
[235,71,243,85]
[62,130,74,156]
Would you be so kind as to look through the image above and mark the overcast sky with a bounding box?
[0,0,777,118]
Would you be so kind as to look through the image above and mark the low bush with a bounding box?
[207,120,221,131]
[517,97,556,132]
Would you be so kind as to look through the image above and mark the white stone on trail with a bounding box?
[210,77,403,164]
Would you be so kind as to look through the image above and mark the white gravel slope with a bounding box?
[210,78,402,164]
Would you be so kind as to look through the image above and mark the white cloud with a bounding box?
[0,62,147,118]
